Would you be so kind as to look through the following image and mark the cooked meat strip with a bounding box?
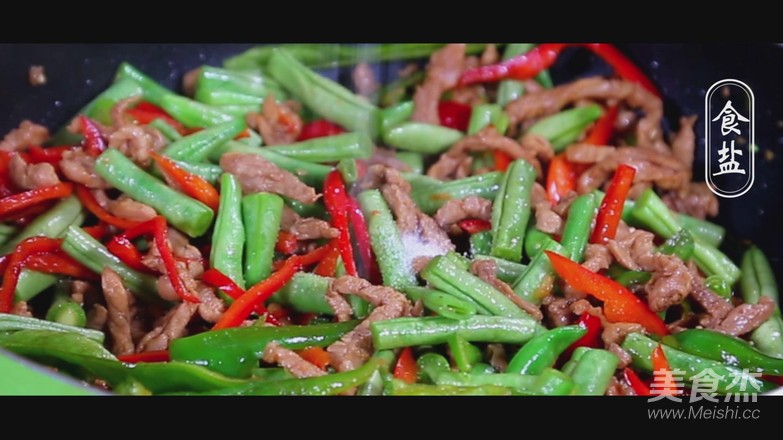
[486,343,508,373]
[670,115,698,169]
[689,282,734,329]
[644,254,693,312]
[606,375,636,396]
[0,120,49,152]
[8,153,60,189]
[480,44,499,66]
[412,44,466,125]
[607,343,633,369]
[565,144,615,164]
[93,191,157,223]
[716,296,776,336]
[182,67,200,97]
[326,276,412,371]
[87,304,108,330]
[220,153,318,204]
[263,342,326,378]
[470,259,543,320]
[534,201,563,235]
[603,322,645,347]
[194,282,225,323]
[280,206,338,241]
[433,196,492,233]
[246,94,302,146]
[662,183,719,220]
[505,77,666,152]
[101,268,136,356]
[11,300,33,317]
[352,62,379,98]
[542,295,574,328]
[137,302,198,352]
[427,126,543,180]
[59,148,111,189]
[108,125,167,167]
[582,244,612,273]
[28,65,46,86]
[607,227,657,272]
[366,147,412,172]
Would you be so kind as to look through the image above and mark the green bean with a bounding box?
[57,78,145,139]
[337,159,359,184]
[358,350,396,396]
[395,152,424,174]
[61,226,159,302]
[237,127,263,148]
[473,255,527,285]
[196,66,284,99]
[380,101,414,134]
[115,62,174,106]
[467,103,509,135]
[524,227,553,259]
[469,363,497,375]
[512,237,568,304]
[433,368,574,396]
[210,174,245,288]
[213,104,260,119]
[213,141,330,189]
[497,44,535,107]
[0,314,104,343]
[45,284,86,328]
[196,90,265,106]
[251,368,293,381]
[271,273,332,315]
[422,290,477,321]
[14,272,59,303]
[371,315,539,350]
[264,132,373,163]
[284,198,327,220]
[171,160,222,185]
[162,118,246,162]
[741,246,783,358]
[507,326,586,375]
[402,172,442,193]
[659,228,695,262]
[0,225,16,248]
[410,172,503,215]
[526,104,603,151]
[267,49,380,139]
[383,122,463,154]
[614,270,652,288]
[0,196,83,255]
[374,71,426,107]
[560,193,597,262]
[159,94,234,129]
[623,332,777,394]
[95,149,214,237]
[448,335,483,372]
[705,275,732,299]
[421,254,533,320]
[469,231,493,257]
[490,159,536,262]
[148,118,183,142]
[389,380,513,396]
[417,352,451,384]
[358,189,417,290]
[242,192,283,286]
[564,348,619,395]
[676,214,725,248]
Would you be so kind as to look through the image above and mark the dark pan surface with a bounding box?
[0,43,781,274]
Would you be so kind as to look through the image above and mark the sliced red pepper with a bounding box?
[393,347,419,384]
[297,119,345,141]
[201,267,277,323]
[459,43,660,96]
[213,245,331,330]
[127,102,186,134]
[313,243,341,277]
[120,216,200,304]
[546,154,580,205]
[82,222,110,240]
[323,170,358,277]
[624,367,651,396]
[565,312,602,356]
[117,350,171,364]
[651,344,679,396]
[150,151,220,211]
[545,251,669,335]
[106,236,152,273]
[79,116,107,156]
[346,196,379,284]
[0,183,73,221]
[457,218,492,234]
[297,346,331,370]
[583,104,619,146]
[0,237,64,312]
[590,163,636,244]
[3,202,52,226]
[27,145,73,165]
[437,100,472,132]
[74,185,141,230]
[275,231,298,255]
[23,253,98,280]
[493,151,512,172]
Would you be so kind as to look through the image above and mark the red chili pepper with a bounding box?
[74,185,141,230]
[23,253,98,280]
[275,231,298,255]
[82,223,110,240]
[590,164,636,244]
[213,245,331,330]
[546,154,579,205]
[0,237,64,312]
[117,350,171,364]
[459,43,660,96]
[150,152,220,211]
[457,218,492,234]
[393,347,419,384]
[27,145,73,165]
[297,119,345,141]
[106,236,152,273]
[651,344,679,396]
[437,100,472,132]
[583,104,619,146]
[493,151,512,172]
[545,251,669,335]
[0,183,73,221]
[297,346,331,370]
[3,203,52,226]
[624,367,651,396]
[346,196,379,284]
[0,152,16,198]
[323,170,358,277]
[313,243,341,277]
[565,312,602,356]
[201,267,277,323]
[127,102,186,134]
[79,116,107,156]
[120,216,200,304]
